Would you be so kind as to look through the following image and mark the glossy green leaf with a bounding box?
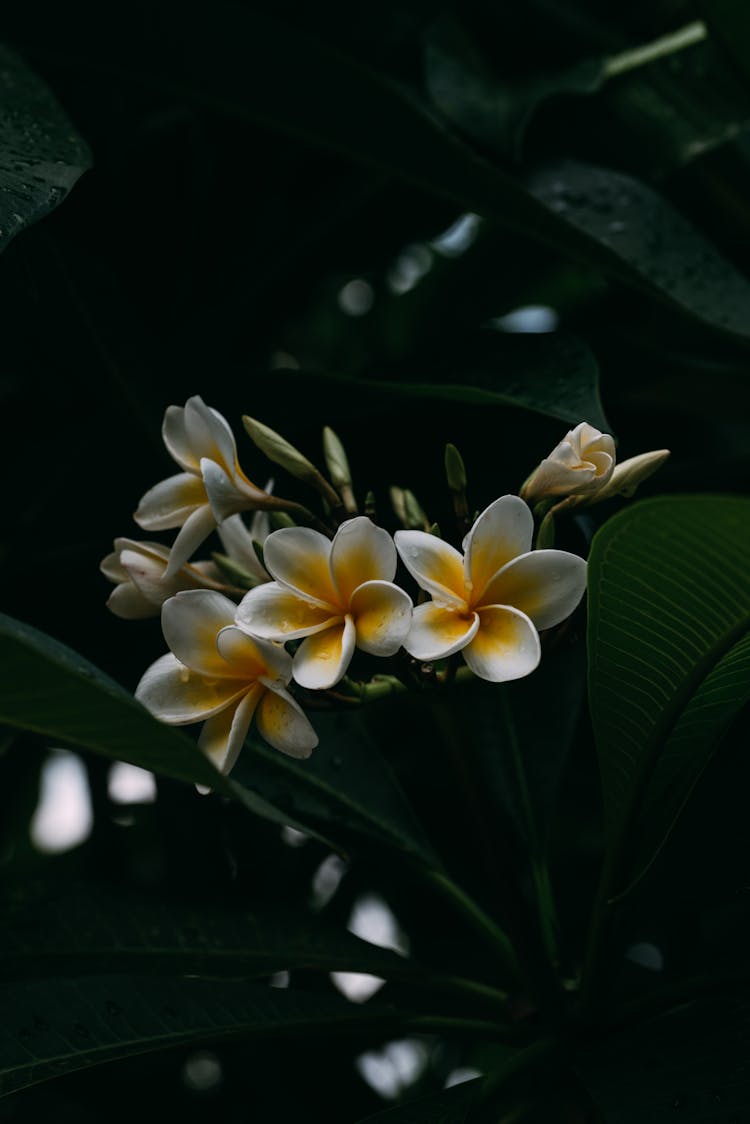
[0,613,333,846]
[587,496,750,893]
[0,880,410,983]
[0,45,91,254]
[155,6,750,339]
[0,975,398,1096]
[234,710,441,869]
[275,333,608,430]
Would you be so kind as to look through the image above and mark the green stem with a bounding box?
[604,20,705,79]
[499,686,560,975]
[424,868,521,985]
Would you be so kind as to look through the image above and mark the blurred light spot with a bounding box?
[445,1066,483,1088]
[182,1050,223,1092]
[280,825,309,847]
[270,350,300,370]
[269,970,290,989]
[331,971,385,1002]
[430,213,481,257]
[356,1039,430,1099]
[338,279,374,316]
[386,244,433,295]
[493,305,559,333]
[625,941,664,972]
[108,762,157,805]
[311,853,348,909]
[30,750,93,854]
[348,893,409,956]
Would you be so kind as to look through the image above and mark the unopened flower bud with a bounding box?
[585,449,670,504]
[444,443,467,493]
[242,416,341,508]
[520,422,616,504]
[323,426,357,513]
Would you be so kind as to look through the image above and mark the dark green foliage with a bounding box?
[3,0,750,1119]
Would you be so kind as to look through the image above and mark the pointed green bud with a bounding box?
[535,510,556,549]
[390,486,407,525]
[211,552,266,589]
[243,416,341,508]
[403,489,429,531]
[323,426,357,513]
[269,511,296,531]
[428,522,442,537]
[444,443,467,493]
[364,490,377,518]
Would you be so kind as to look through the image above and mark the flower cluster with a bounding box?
[103,400,667,778]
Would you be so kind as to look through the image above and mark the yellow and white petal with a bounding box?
[136,652,248,723]
[403,602,479,661]
[463,496,533,602]
[134,472,207,531]
[216,624,293,684]
[292,616,356,690]
[201,458,265,524]
[106,582,157,619]
[521,452,597,502]
[256,684,318,759]
[184,395,238,475]
[462,605,540,682]
[263,526,340,609]
[350,579,413,657]
[198,684,263,775]
[330,517,397,604]
[164,504,217,576]
[394,531,466,607]
[236,582,339,641]
[161,589,240,677]
[478,549,587,629]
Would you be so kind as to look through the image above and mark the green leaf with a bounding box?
[0,613,334,847]
[577,989,750,1121]
[0,880,411,984]
[145,6,750,340]
[587,495,750,893]
[356,1081,477,1122]
[274,332,609,430]
[0,975,399,1097]
[234,710,441,869]
[0,45,91,254]
[698,1,750,87]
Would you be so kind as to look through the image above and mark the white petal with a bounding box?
[134,473,206,531]
[403,602,478,661]
[217,513,268,580]
[198,686,262,775]
[106,582,157,620]
[263,526,339,608]
[216,625,293,683]
[162,404,199,473]
[394,531,466,607]
[330,517,397,604]
[479,550,587,629]
[164,504,217,576]
[136,652,248,723]
[120,547,169,602]
[521,455,597,503]
[184,396,238,474]
[201,458,265,523]
[462,606,540,682]
[256,685,318,758]
[350,580,413,657]
[161,590,240,677]
[292,617,356,689]
[236,582,339,640]
[463,496,533,602]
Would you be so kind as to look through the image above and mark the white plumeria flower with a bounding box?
[216,509,272,586]
[235,517,413,690]
[136,590,318,774]
[395,496,586,683]
[100,538,229,619]
[134,396,272,577]
[520,422,615,504]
